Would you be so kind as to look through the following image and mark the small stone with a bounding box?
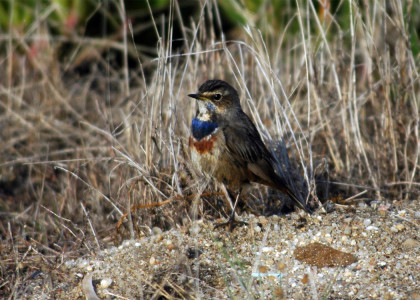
[383,293,393,300]
[401,238,420,250]
[100,278,112,289]
[166,240,177,251]
[363,219,372,226]
[325,236,333,243]
[154,234,163,242]
[187,248,202,259]
[274,287,284,298]
[379,204,390,211]
[366,226,379,231]
[395,224,405,231]
[149,256,156,265]
[166,244,176,251]
[409,291,420,300]
[215,241,223,248]
[414,211,420,219]
[254,225,261,233]
[189,224,201,235]
[259,216,269,226]
[301,274,309,284]
[390,226,399,233]
[258,265,268,273]
[370,201,379,209]
[343,226,351,235]
[277,262,286,271]
[262,247,274,252]
[122,240,132,247]
[78,260,89,269]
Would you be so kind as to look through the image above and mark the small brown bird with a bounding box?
[188,80,309,229]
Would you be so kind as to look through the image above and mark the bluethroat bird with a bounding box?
[188,79,309,230]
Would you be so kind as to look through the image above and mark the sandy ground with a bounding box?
[21,199,419,299]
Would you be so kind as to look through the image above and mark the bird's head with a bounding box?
[188,80,241,120]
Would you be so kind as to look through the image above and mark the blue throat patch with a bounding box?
[191,118,218,140]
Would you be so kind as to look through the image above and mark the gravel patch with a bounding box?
[23,200,419,299]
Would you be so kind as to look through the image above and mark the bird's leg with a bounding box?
[215,186,247,231]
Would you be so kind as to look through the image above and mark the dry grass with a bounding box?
[1,0,419,298]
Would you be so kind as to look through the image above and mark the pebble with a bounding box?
[343,226,351,235]
[154,234,163,242]
[378,210,387,216]
[189,223,201,235]
[64,260,76,268]
[122,240,132,247]
[149,256,156,265]
[277,262,286,271]
[401,238,419,250]
[262,247,274,252]
[165,240,176,250]
[363,219,372,226]
[395,224,405,231]
[358,202,367,208]
[410,292,420,300]
[100,278,112,289]
[152,227,162,235]
[259,216,268,226]
[370,201,379,209]
[258,265,268,273]
[78,260,89,269]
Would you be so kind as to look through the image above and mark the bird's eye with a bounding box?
[213,94,222,101]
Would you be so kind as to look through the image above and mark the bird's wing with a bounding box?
[223,111,308,211]
[222,111,275,182]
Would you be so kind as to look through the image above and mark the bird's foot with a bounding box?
[214,216,248,232]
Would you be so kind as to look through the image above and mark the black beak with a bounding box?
[188,93,200,99]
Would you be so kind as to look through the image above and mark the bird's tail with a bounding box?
[283,186,312,214]
[268,140,312,213]
[270,169,312,214]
